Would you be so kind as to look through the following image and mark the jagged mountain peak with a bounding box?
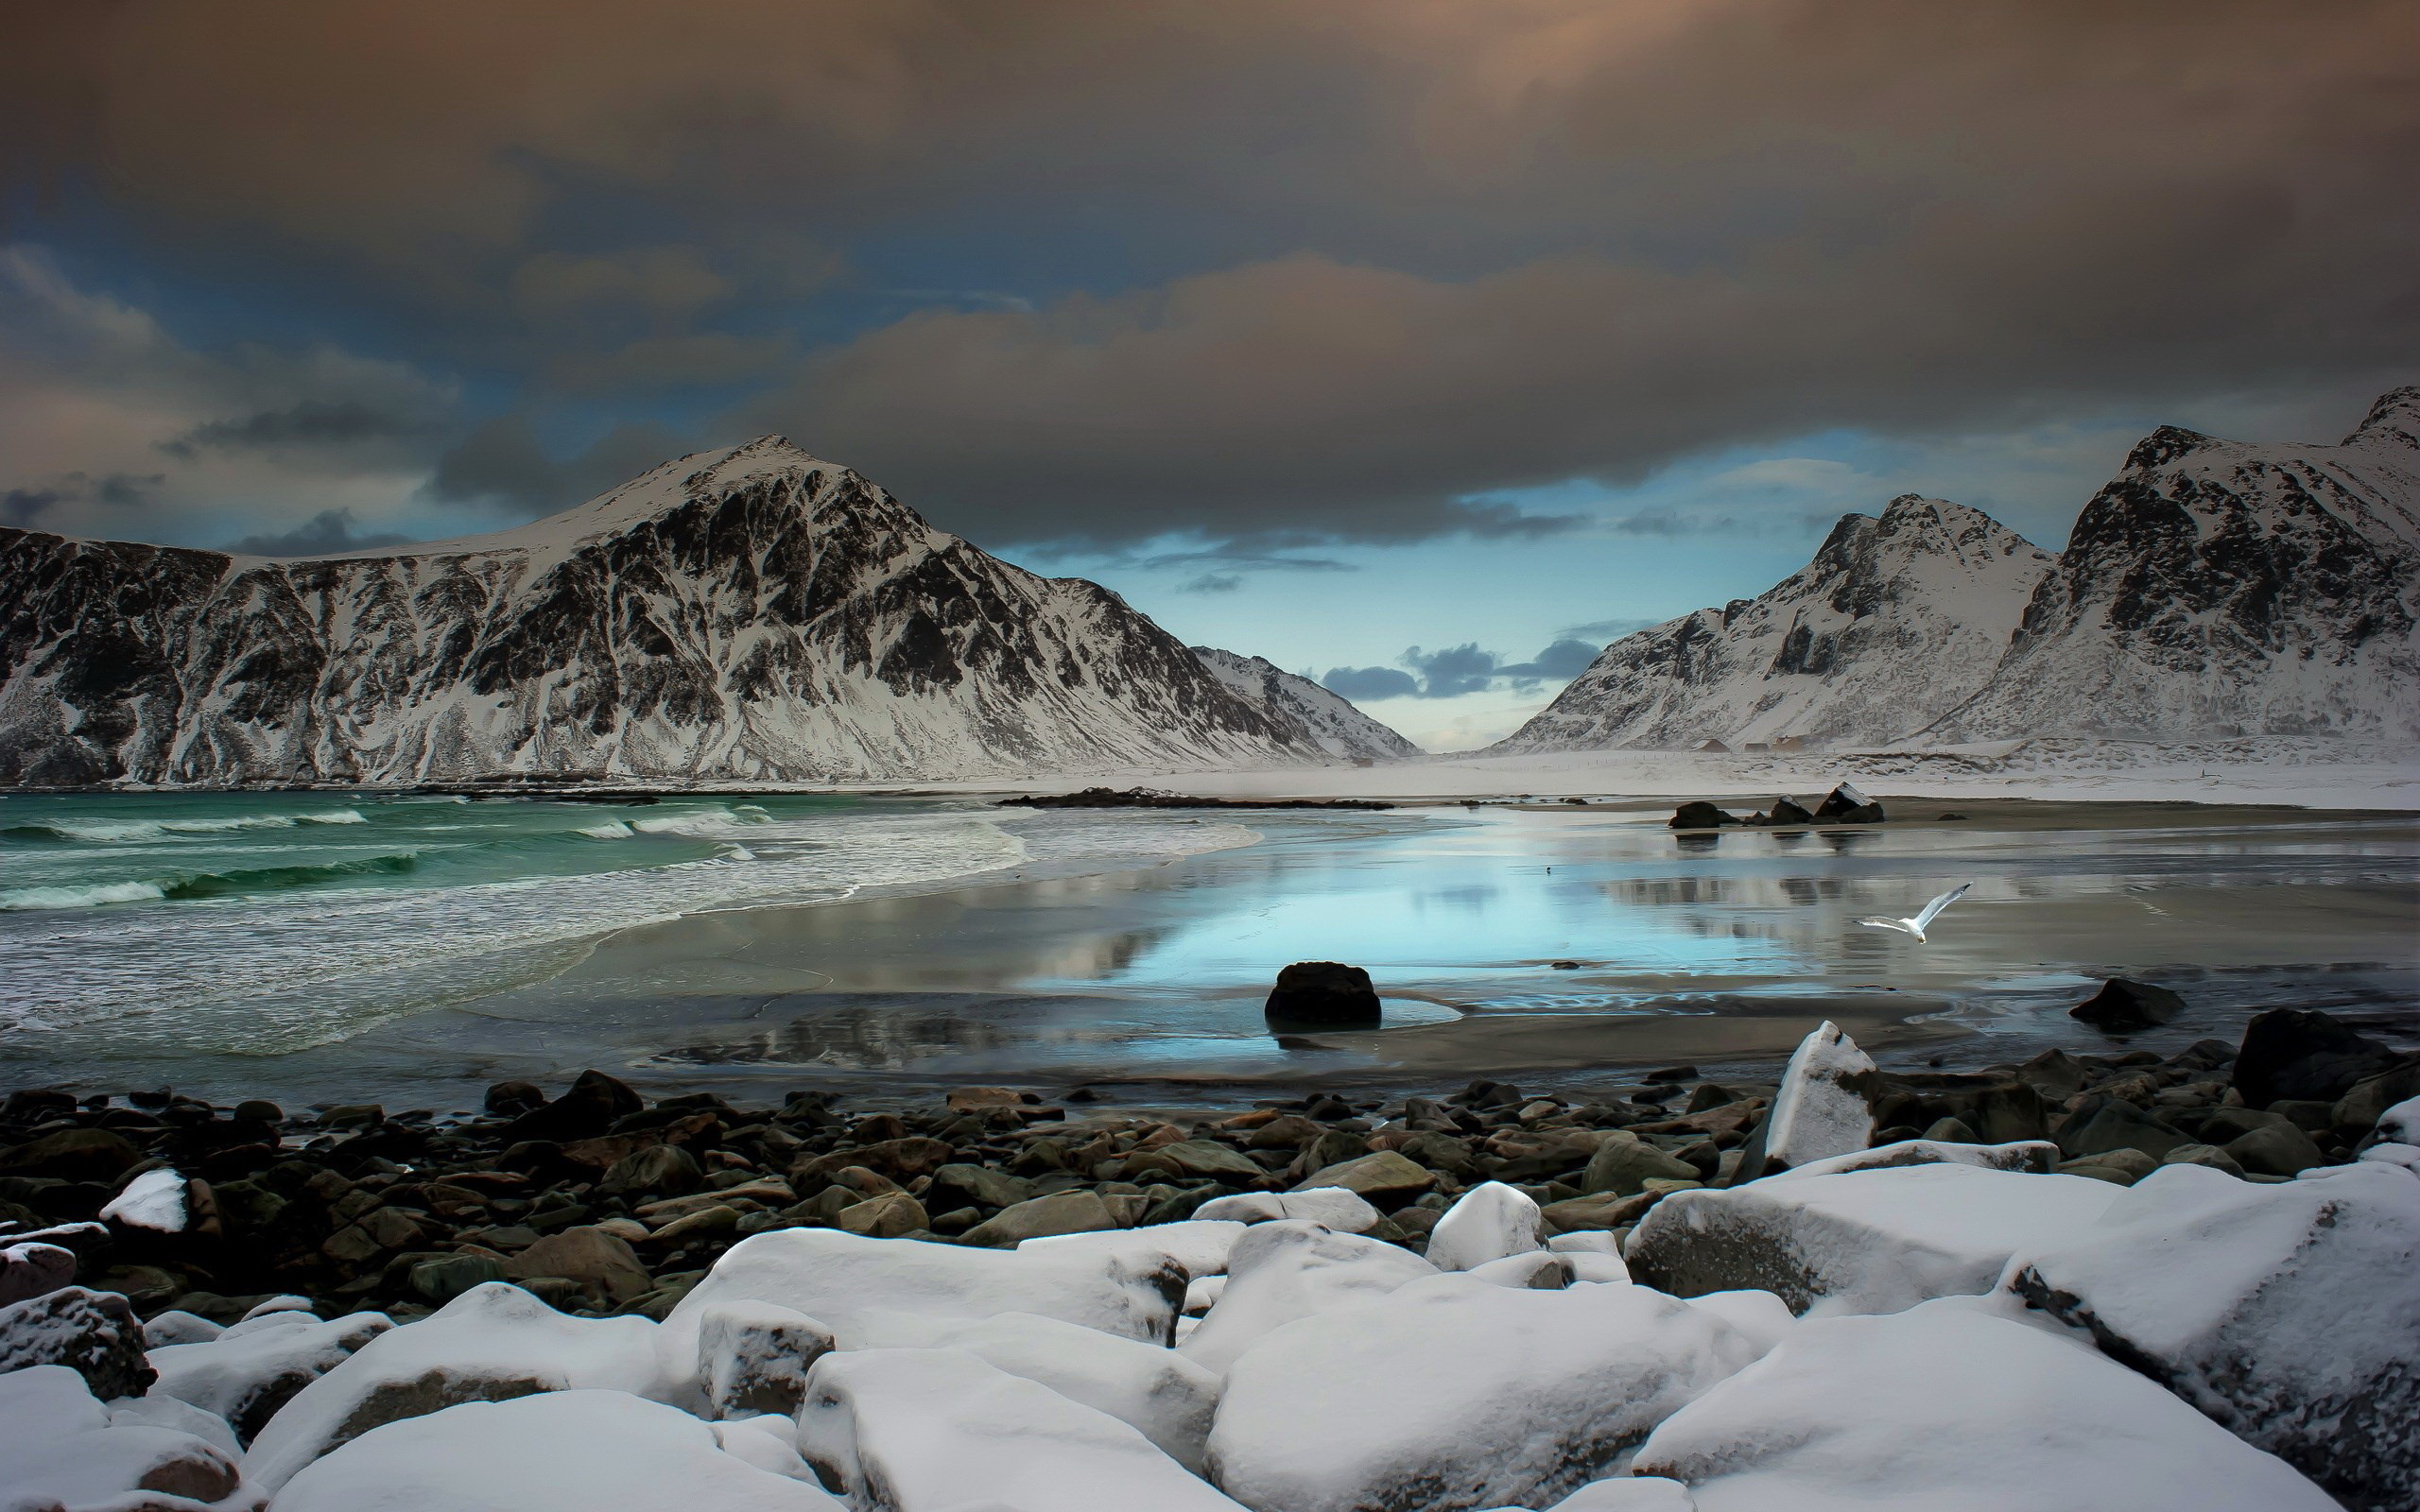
[1494,492,2052,752]
[0,442,1333,784]
[2347,386,2420,451]
[1192,646,1421,762]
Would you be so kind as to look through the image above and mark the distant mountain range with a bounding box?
[1497,387,2420,751]
[0,438,1416,785]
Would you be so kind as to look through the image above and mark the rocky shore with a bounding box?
[4,1002,2415,1510]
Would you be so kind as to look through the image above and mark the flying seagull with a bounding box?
[1858,883,1972,942]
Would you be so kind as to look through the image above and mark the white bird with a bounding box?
[1857,883,1972,942]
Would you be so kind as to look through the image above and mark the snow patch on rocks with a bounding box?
[1207,1272,1758,1512]
[1425,1181,1547,1272]
[1178,1220,1435,1376]
[2006,1160,2420,1508]
[1632,1298,2340,1512]
[1628,1162,2120,1316]
[272,1387,840,1512]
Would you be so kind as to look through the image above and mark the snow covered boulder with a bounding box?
[1178,1220,1434,1375]
[695,1299,837,1419]
[1734,1022,1878,1180]
[241,1282,669,1493]
[1763,1138,2056,1182]
[1627,1162,2119,1315]
[0,1363,251,1512]
[150,1308,394,1440]
[844,1308,1225,1472]
[795,1347,1246,1511]
[1631,1299,2337,1512]
[1,1237,77,1306]
[2006,1160,2420,1509]
[1530,1481,1696,1512]
[660,1228,1185,1387]
[1207,1272,1758,1512]
[1426,1181,1547,1271]
[1016,1217,1249,1280]
[1195,1187,1383,1233]
[272,1388,840,1512]
[0,1282,155,1399]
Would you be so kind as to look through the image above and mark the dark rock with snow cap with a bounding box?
[0,1283,156,1399]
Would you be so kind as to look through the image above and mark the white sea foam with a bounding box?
[0,880,170,911]
[298,809,368,826]
[578,821,636,839]
[44,814,301,842]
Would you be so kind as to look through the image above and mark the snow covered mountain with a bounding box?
[1494,496,2054,751]
[1191,646,1421,761]
[0,438,1336,785]
[1928,387,2420,741]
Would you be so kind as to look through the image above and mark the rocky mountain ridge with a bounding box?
[0,438,1362,785]
[1497,387,2420,750]
[1192,647,1421,762]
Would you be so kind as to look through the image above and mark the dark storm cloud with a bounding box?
[426,416,692,513]
[1324,637,1602,700]
[225,508,415,557]
[0,470,163,526]
[158,400,440,459]
[4,1,2416,546]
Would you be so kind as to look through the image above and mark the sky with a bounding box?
[2,2,2414,750]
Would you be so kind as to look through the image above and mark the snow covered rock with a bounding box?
[0,1363,251,1512]
[100,1166,192,1231]
[1530,1479,1697,1511]
[694,1299,836,1419]
[1737,1022,1879,1179]
[1631,1299,2338,1512]
[1931,387,2420,742]
[1178,1220,1435,1375]
[1763,1138,2057,1182]
[149,1308,394,1440]
[1493,495,2053,750]
[0,1282,155,1399]
[1193,645,1421,761]
[660,1226,1186,1399]
[1681,1290,1797,1359]
[1014,1217,1248,1281]
[271,1387,840,1512]
[795,1347,1246,1511]
[241,1282,669,1492]
[1627,1162,2119,1316]
[2006,1160,2420,1508]
[1425,1181,1547,1271]
[1194,1187,1382,1233]
[1206,1272,1758,1512]
[847,1308,1225,1472]
[0,1238,76,1307]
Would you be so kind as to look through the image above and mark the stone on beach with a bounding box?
[1631,1299,2340,1512]
[2069,976,2187,1031]
[1291,1149,1437,1207]
[148,1307,393,1440]
[1264,960,1383,1027]
[1626,1161,2120,1316]
[1764,1138,2057,1182]
[2006,1160,2420,1509]
[1179,1220,1436,1375]
[1206,1272,1758,1512]
[241,1281,670,1492]
[0,1363,247,1512]
[2232,1007,2404,1108]
[796,1346,1246,1511]
[1737,1022,1878,1179]
[1424,1181,1547,1271]
[0,1282,156,1400]
[1195,1186,1383,1233]
[273,1386,840,1512]
[694,1299,836,1419]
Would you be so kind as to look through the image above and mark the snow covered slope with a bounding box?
[1191,647,1421,761]
[1929,387,2420,741]
[1494,496,2053,751]
[0,438,1332,785]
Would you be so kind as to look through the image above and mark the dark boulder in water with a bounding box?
[2070,978,2187,1032]
[1266,961,1382,1029]
[1668,801,1737,831]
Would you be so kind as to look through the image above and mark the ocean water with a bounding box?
[0,792,1255,1068]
